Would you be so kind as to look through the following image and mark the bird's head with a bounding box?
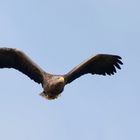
[40,76,65,100]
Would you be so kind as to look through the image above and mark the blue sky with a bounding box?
[0,0,139,140]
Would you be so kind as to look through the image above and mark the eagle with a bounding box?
[0,48,123,100]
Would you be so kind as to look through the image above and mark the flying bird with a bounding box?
[0,48,123,100]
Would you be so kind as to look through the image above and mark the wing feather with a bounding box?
[64,54,123,84]
[0,48,45,84]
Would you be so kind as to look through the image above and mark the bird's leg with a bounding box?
[39,91,48,99]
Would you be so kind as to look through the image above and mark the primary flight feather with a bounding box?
[0,48,123,100]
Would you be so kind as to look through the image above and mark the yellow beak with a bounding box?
[58,77,64,83]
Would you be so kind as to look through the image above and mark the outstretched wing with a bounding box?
[64,54,123,84]
[0,48,45,84]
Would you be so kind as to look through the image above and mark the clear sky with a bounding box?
[0,0,139,140]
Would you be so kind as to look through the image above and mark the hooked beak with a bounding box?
[58,77,64,83]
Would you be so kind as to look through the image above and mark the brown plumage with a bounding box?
[0,48,123,100]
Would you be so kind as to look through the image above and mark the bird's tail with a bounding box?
[39,91,60,100]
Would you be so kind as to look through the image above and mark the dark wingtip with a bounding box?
[117,59,123,65]
[115,57,123,70]
[115,55,122,59]
[115,63,121,69]
[115,55,123,65]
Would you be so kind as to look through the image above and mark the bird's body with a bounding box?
[41,75,65,99]
[0,48,123,100]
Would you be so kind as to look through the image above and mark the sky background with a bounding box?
[0,0,139,140]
